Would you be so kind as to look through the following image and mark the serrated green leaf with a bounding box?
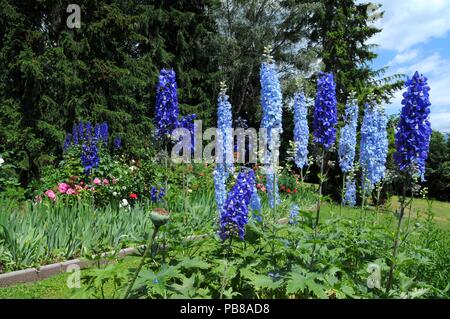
[241,268,281,291]
[178,257,210,270]
[305,279,328,299]
[340,285,355,297]
[170,274,196,297]
[286,272,307,294]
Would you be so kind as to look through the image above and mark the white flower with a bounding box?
[112,191,118,196]
[119,199,129,207]
[0,157,4,166]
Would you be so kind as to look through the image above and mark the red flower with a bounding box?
[281,185,286,191]
[287,188,291,194]
[293,189,298,193]
[129,193,138,200]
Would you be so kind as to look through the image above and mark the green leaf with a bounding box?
[305,279,328,299]
[177,257,210,270]
[240,268,281,291]
[170,274,196,298]
[340,285,356,298]
[286,272,307,294]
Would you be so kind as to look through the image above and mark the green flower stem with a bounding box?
[360,172,367,220]
[310,149,325,268]
[375,182,382,224]
[164,145,169,210]
[314,149,325,229]
[271,167,277,268]
[122,225,160,299]
[385,176,409,293]
[220,237,233,299]
[340,172,346,216]
[183,170,188,225]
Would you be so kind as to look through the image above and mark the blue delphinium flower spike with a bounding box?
[394,71,432,180]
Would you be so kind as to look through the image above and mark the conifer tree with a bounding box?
[309,0,402,108]
[0,0,219,186]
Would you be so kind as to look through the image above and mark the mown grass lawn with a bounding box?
[319,196,449,230]
[389,196,450,228]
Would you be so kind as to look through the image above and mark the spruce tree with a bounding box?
[0,0,219,187]
[309,0,402,108]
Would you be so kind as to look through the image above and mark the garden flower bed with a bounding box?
[0,2,449,300]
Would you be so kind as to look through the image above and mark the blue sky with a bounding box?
[362,0,450,133]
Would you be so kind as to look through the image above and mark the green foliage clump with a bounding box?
[0,201,153,272]
[72,189,449,299]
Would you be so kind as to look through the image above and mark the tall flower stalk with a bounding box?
[394,72,432,180]
[154,69,179,200]
[338,97,358,209]
[154,69,180,141]
[154,68,196,203]
[386,71,431,293]
[293,92,309,181]
[309,72,337,268]
[359,100,388,215]
[260,47,283,209]
[219,169,256,241]
[214,82,234,214]
[312,72,337,228]
[218,169,256,298]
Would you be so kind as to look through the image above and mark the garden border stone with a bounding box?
[0,246,141,288]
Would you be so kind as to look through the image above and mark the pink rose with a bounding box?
[66,188,76,195]
[93,178,101,185]
[112,178,118,185]
[58,182,70,194]
[44,190,56,201]
[103,179,109,185]
[75,185,83,191]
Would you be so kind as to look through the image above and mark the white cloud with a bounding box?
[358,0,450,132]
[394,53,450,106]
[430,111,450,133]
[396,53,440,75]
[390,50,419,65]
[367,0,450,51]
[384,52,450,132]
